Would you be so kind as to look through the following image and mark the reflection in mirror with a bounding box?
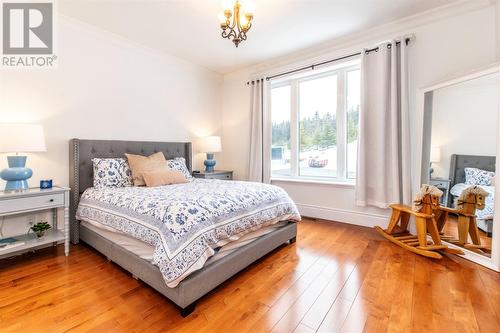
[424,72,498,257]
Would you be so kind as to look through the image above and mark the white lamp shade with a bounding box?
[430,146,441,163]
[198,136,222,153]
[0,124,47,153]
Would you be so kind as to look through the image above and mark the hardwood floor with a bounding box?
[1,218,499,333]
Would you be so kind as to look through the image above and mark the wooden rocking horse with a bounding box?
[434,185,491,254]
[375,185,464,259]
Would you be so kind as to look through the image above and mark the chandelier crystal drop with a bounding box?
[218,1,254,47]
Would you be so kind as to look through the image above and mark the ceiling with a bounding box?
[59,0,459,73]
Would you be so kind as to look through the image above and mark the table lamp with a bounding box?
[430,146,441,177]
[0,124,47,191]
[199,136,222,173]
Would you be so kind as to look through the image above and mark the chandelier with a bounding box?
[218,1,254,47]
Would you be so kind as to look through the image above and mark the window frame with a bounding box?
[270,62,360,184]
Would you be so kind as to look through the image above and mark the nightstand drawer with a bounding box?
[205,173,232,180]
[0,193,64,215]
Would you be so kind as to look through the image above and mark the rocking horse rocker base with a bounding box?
[375,226,444,259]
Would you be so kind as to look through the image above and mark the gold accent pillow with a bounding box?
[125,152,167,186]
[142,169,188,187]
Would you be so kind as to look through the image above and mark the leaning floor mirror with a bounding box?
[419,63,500,271]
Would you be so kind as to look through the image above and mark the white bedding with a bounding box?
[76,179,300,287]
[81,219,289,263]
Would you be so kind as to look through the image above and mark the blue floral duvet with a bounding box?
[76,179,300,287]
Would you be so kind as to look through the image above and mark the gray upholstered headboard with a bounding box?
[448,154,496,206]
[69,139,192,243]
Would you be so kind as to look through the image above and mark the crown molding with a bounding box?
[231,0,495,78]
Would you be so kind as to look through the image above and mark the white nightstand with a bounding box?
[0,186,70,258]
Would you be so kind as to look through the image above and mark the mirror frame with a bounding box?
[416,63,500,271]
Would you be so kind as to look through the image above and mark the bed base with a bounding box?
[180,302,197,317]
[79,221,297,317]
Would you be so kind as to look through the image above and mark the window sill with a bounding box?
[270,177,356,187]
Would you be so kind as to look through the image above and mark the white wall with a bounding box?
[431,75,498,179]
[497,0,500,59]
[0,16,222,236]
[220,68,254,179]
[221,3,498,226]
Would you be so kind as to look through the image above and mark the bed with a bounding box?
[448,154,496,235]
[69,139,299,316]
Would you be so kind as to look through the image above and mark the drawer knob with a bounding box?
[49,199,54,202]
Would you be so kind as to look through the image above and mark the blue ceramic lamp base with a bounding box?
[204,153,216,173]
[0,156,33,191]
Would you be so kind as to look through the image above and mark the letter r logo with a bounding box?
[2,3,53,54]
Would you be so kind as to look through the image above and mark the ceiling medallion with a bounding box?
[218,1,254,47]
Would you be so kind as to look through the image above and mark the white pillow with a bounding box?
[167,157,192,180]
[464,167,495,186]
[92,158,133,188]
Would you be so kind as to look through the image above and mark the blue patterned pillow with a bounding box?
[92,158,133,188]
[167,157,192,179]
[464,167,495,186]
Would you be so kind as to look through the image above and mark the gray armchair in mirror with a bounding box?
[420,65,499,267]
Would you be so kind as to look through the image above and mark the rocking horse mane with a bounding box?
[412,184,443,212]
[456,185,489,210]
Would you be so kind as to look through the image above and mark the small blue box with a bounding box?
[40,179,52,189]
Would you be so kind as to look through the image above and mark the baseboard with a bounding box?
[296,203,389,228]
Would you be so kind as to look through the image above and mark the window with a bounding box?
[299,75,338,178]
[271,60,360,182]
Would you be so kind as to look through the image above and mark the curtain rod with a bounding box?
[246,37,411,85]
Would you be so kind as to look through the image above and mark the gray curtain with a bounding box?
[355,41,412,208]
[248,79,271,183]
